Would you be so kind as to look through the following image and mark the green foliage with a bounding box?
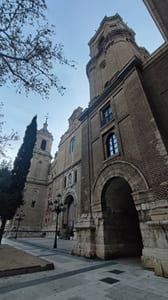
[0,116,37,223]
[0,116,37,243]
[0,0,75,98]
[0,162,21,244]
[0,159,12,170]
[0,164,21,220]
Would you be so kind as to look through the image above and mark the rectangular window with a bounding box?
[107,133,119,157]
[101,105,113,127]
[71,137,76,152]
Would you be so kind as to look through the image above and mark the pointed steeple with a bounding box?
[38,114,53,140]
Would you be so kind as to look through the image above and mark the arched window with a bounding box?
[106,133,118,157]
[41,139,47,151]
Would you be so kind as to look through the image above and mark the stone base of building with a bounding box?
[73,214,168,278]
[143,218,168,277]
[142,248,168,277]
[5,226,44,238]
[72,214,96,257]
[142,219,168,278]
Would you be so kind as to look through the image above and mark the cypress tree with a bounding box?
[0,116,37,243]
[11,115,37,194]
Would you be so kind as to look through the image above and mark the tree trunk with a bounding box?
[0,218,7,245]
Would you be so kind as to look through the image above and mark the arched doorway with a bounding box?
[63,195,75,239]
[102,176,143,258]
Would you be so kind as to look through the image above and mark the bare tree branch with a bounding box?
[0,0,76,98]
[0,103,19,159]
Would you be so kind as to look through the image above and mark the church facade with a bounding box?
[12,1,168,277]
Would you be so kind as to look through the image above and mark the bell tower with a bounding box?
[87,14,149,102]
[14,119,53,236]
[27,119,53,183]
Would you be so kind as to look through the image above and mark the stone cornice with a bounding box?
[33,149,52,159]
[87,29,136,77]
[143,42,168,70]
[48,159,82,184]
[88,14,123,45]
[58,122,81,147]
[80,56,143,122]
[26,178,48,186]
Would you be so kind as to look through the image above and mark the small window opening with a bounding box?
[68,173,72,186]
[71,137,76,152]
[74,170,77,183]
[41,139,47,151]
[31,200,36,208]
[64,176,67,188]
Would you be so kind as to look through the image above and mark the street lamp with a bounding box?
[49,194,64,248]
[14,210,25,239]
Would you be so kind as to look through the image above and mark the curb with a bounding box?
[0,262,54,277]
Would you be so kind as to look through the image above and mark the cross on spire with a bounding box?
[43,113,49,129]
[44,113,49,124]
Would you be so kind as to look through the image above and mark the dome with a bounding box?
[38,121,53,140]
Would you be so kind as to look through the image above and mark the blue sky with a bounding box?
[1,0,164,160]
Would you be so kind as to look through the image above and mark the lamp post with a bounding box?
[14,210,25,239]
[49,194,64,248]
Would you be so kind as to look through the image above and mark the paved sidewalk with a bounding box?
[0,243,54,277]
[0,238,168,300]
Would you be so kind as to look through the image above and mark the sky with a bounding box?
[1,0,164,161]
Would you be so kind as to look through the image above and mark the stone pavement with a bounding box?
[0,243,54,277]
[0,237,168,299]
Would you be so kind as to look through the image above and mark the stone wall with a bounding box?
[143,0,168,41]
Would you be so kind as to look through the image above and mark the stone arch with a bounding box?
[92,160,149,210]
[62,189,77,239]
[62,189,77,206]
[91,160,151,259]
[101,176,143,258]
